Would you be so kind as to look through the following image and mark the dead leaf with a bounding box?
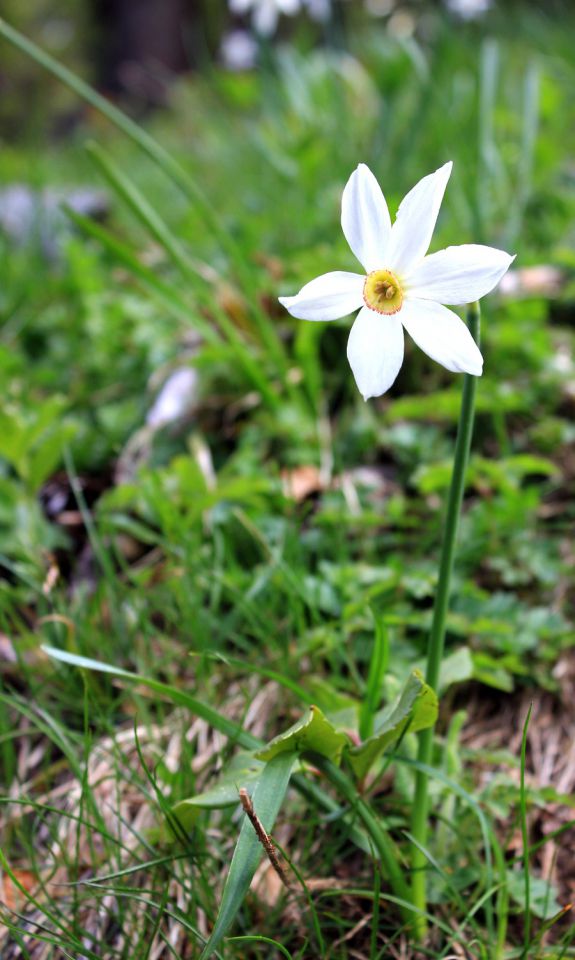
[281,465,324,502]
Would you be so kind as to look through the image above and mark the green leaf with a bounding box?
[438,647,474,693]
[0,399,74,491]
[506,870,562,920]
[43,648,379,874]
[41,648,374,858]
[200,752,296,960]
[172,751,265,832]
[348,670,438,781]
[385,386,524,424]
[256,705,350,765]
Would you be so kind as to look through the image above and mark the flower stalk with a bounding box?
[409,301,481,935]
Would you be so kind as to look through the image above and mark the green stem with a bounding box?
[520,703,533,958]
[410,302,481,936]
[312,755,412,920]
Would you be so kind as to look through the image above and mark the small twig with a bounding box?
[239,788,292,889]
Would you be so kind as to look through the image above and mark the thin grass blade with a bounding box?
[359,611,389,741]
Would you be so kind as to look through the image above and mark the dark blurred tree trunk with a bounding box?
[92,0,202,106]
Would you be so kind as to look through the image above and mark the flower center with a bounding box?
[363,269,403,315]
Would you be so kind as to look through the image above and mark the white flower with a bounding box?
[229,0,301,35]
[279,163,514,399]
[303,0,331,21]
[445,0,492,19]
[220,29,258,71]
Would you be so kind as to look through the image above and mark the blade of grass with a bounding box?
[509,819,575,864]
[316,888,458,943]
[199,752,296,959]
[310,754,411,917]
[0,18,295,388]
[227,936,294,959]
[399,751,494,924]
[208,652,313,704]
[403,830,483,945]
[0,849,99,957]
[359,611,389,741]
[504,61,540,249]
[370,860,381,960]
[63,206,214,332]
[273,840,326,957]
[85,142,209,290]
[42,646,261,749]
[0,17,236,263]
[84,142,280,407]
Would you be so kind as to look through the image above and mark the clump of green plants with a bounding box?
[0,7,574,959]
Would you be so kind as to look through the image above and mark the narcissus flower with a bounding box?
[229,0,301,35]
[279,163,514,399]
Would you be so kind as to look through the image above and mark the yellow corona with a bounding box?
[363,269,404,315]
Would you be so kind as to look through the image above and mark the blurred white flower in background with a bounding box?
[304,0,331,22]
[220,29,258,70]
[229,0,301,35]
[364,0,395,16]
[229,0,331,35]
[280,163,514,399]
[146,368,199,430]
[445,0,492,19]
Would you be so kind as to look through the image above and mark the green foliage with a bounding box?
[1,3,575,957]
[256,705,350,765]
[199,752,296,960]
[0,396,75,491]
[172,751,265,827]
[348,670,438,782]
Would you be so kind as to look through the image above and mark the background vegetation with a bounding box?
[0,1,574,956]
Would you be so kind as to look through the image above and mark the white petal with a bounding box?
[341,164,392,273]
[405,244,515,305]
[400,298,483,375]
[254,0,279,34]
[388,162,453,275]
[347,306,404,400]
[279,271,365,321]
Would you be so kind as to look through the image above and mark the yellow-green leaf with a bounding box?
[256,705,350,765]
[348,670,438,780]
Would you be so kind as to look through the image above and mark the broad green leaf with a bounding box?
[256,705,350,765]
[385,386,524,424]
[348,670,438,781]
[471,652,515,692]
[172,752,265,832]
[200,752,295,960]
[506,870,562,919]
[438,647,474,693]
[414,453,558,497]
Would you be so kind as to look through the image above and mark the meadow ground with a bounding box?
[0,4,574,957]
